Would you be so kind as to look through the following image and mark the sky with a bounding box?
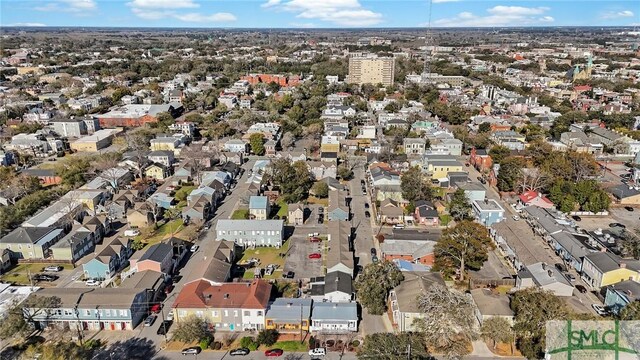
[1,0,639,28]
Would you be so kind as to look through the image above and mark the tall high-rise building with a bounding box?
[347,54,395,86]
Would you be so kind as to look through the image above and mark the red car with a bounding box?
[309,237,321,243]
[265,349,284,357]
[308,253,321,259]
[150,303,162,313]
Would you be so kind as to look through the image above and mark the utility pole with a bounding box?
[299,303,303,343]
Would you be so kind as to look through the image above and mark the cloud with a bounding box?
[434,5,554,27]
[173,12,237,22]
[8,23,47,27]
[263,0,383,26]
[432,0,459,3]
[601,10,634,19]
[35,0,96,13]
[262,0,281,8]
[290,22,316,28]
[127,0,199,9]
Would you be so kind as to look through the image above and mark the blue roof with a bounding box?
[249,196,269,209]
[393,259,432,272]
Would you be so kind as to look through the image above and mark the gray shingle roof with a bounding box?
[311,302,358,321]
[1,227,60,245]
[139,243,172,263]
[215,219,284,232]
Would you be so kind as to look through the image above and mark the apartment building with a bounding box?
[348,54,395,87]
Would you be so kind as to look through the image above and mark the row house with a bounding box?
[82,237,133,280]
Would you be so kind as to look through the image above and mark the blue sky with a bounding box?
[1,0,639,28]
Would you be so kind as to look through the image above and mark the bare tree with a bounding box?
[280,132,296,150]
[124,132,151,180]
[518,167,550,193]
[414,284,477,359]
[180,143,218,184]
[91,153,125,192]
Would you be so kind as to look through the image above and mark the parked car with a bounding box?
[609,223,626,229]
[318,207,324,214]
[572,215,582,222]
[364,203,369,208]
[372,255,379,263]
[166,312,174,321]
[370,248,377,256]
[625,206,634,212]
[34,274,57,282]
[309,348,326,357]
[317,215,324,224]
[309,237,322,243]
[512,215,520,221]
[308,253,321,259]
[575,285,587,294]
[44,266,63,272]
[124,229,140,237]
[360,180,365,185]
[230,348,250,356]
[564,273,576,282]
[144,314,157,327]
[85,279,101,286]
[181,347,202,355]
[150,303,162,313]
[555,263,567,272]
[265,349,284,357]
[392,224,405,229]
[164,284,174,294]
[282,271,295,279]
[365,211,371,218]
[592,304,608,316]
[157,320,172,335]
[190,244,199,252]
[265,265,275,276]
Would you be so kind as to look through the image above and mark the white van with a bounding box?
[124,229,140,237]
[392,224,405,230]
[309,348,326,356]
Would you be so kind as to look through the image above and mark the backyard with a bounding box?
[239,241,291,280]
[0,263,74,285]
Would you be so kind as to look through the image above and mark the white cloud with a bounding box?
[174,12,237,22]
[8,23,47,27]
[432,0,459,3]
[602,10,634,19]
[262,0,281,8]
[35,0,96,13]
[131,7,171,20]
[263,0,383,26]
[434,5,554,27]
[127,0,199,9]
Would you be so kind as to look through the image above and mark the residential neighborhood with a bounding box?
[1,12,640,360]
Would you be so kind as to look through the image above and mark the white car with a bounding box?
[44,266,63,272]
[85,279,101,287]
[166,312,174,321]
[512,215,520,221]
[190,244,199,252]
[592,304,608,316]
[309,348,326,357]
[124,229,140,237]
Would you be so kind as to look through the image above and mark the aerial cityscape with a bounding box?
[0,1,640,359]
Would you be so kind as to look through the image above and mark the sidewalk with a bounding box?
[471,340,523,358]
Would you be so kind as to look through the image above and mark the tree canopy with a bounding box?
[264,159,314,203]
[400,166,432,202]
[249,133,265,156]
[358,333,430,360]
[434,220,494,280]
[354,261,404,315]
[449,188,473,222]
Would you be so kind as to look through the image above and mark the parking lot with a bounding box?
[573,206,638,232]
[282,225,326,279]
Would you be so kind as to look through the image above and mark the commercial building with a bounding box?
[348,54,395,87]
[70,129,118,152]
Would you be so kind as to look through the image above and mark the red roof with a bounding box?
[519,190,554,208]
[173,280,271,310]
[574,85,592,92]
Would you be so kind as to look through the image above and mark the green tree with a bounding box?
[354,261,404,315]
[496,157,525,192]
[172,315,210,343]
[481,317,514,349]
[111,87,132,103]
[449,188,472,222]
[185,113,204,124]
[264,159,314,203]
[478,122,491,133]
[249,133,265,156]
[400,166,432,202]
[357,333,430,360]
[256,329,279,346]
[488,145,511,165]
[619,301,640,320]
[337,165,354,180]
[311,181,329,198]
[239,336,259,351]
[155,111,174,130]
[433,220,494,281]
[511,288,569,359]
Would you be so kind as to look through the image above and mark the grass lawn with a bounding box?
[0,263,73,285]
[174,186,196,208]
[307,196,328,206]
[134,219,186,248]
[439,214,452,226]
[239,241,290,280]
[274,340,308,352]
[232,208,249,220]
[275,199,288,218]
